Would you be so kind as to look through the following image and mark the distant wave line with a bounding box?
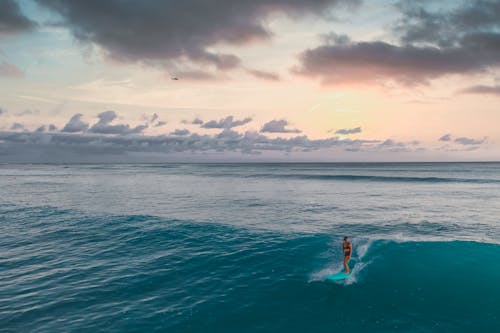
[243,173,500,184]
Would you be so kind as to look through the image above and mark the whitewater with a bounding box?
[1,163,499,332]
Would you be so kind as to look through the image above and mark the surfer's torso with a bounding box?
[343,241,351,257]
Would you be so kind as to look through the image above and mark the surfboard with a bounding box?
[326,272,351,281]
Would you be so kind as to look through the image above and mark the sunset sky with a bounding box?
[1,0,499,162]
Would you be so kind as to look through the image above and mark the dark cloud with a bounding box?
[60,111,148,136]
[0,124,430,162]
[0,107,5,116]
[461,84,500,95]
[89,111,147,135]
[146,113,166,127]
[171,128,190,136]
[295,37,500,85]
[150,113,159,123]
[0,0,36,35]
[192,118,204,125]
[246,69,280,81]
[454,136,486,145]
[439,134,452,142]
[61,110,147,135]
[394,3,453,47]
[216,128,242,140]
[335,127,361,135]
[202,116,252,129]
[35,0,355,72]
[94,110,116,124]
[296,1,500,85]
[61,113,89,133]
[395,0,500,47]
[132,124,148,134]
[155,121,167,127]
[35,124,58,133]
[261,119,301,133]
[439,134,486,145]
[321,32,351,45]
[0,61,24,78]
[10,122,24,131]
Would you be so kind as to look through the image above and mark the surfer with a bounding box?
[343,236,352,273]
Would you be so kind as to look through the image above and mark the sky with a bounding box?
[0,0,499,162]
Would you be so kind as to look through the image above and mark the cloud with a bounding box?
[335,127,361,135]
[0,127,394,163]
[439,134,452,142]
[89,110,147,135]
[439,134,486,145]
[454,136,486,145]
[10,122,24,131]
[146,113,167,127]
[202,116,252,129]
[94,110,116,124]
[246,69,280,81]
[261,119,301,133]
[0,107,5,116]
[61,113,89,133]
[216,128,242,140]
[0,0,36,35]
[174,70,218,81]
[60,111,150,136]
[461,85,500,95]
[321,32,352,45]
[345,138,420,153]
[171,129,190,136]
[150,113,159,123]
[295,1,500,85]
[395,0,500,47]
[35,0,355,72]
[181,117,209,125]
[15,109,40,116]
[35,124,58,133]
[0,61,24,78]
[295,37,500,85]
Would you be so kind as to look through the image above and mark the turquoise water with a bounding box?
[1,163,500,332]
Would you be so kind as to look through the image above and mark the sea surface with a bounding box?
[1,163,500,332]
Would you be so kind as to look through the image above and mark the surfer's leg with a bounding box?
[343,256,350,273]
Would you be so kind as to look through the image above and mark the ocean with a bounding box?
[1,163,500,332]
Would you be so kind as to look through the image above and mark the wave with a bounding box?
[3,206,500,332]
[309,239,500,331]
[245,173,500,184]
[309,237,375,285]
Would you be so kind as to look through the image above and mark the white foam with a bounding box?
[309,233,499,286]
[364,233,499,245]
[309,237,376,285]
[354,237,374,259]
[342,259,373,285]
[309,262,344,282]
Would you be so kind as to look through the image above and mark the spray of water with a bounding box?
[309,237,375,285]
